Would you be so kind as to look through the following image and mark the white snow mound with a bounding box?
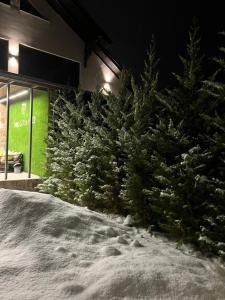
[0,189,225,300]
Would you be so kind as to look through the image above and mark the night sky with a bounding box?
[82,0,225,86]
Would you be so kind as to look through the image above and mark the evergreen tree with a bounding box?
[39,72,132,213]
[121,40,161,224]
[92,71,133,212]
[39,25,225,258]
[145,26,225,258]
[38,90,87,203]
[197,32,225,257]
[144,23,207,238]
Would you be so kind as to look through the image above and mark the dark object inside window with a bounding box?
[0,39,8,71]
[19,45,80,87]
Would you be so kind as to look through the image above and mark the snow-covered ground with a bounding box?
[0,189,225,300]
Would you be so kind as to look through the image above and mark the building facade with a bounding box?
[0,0,120,187]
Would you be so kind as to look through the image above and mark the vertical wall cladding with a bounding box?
[8,90,48,176]
[0,39,8,71]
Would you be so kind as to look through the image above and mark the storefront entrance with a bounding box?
[0,74,49,183]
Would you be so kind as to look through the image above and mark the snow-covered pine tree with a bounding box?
[38,89,87,203]
[39,24,225,258]
[144,23,210,241]
[121,40,161,224]
[197,33,225,257]
[143,25,225,259]
[72,88,123,212]
[94,71,133,213]
[39,71,133,213]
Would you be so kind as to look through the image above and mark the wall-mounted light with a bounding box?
[8,56,19,74]
[101,82,111,95]
[9,40,19,56]
[103,82,111,92]
[8,40,19,74]
[101,64,114,83]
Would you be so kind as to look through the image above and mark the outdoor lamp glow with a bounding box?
[8,40,19,74]
[8,56,19,74]
[8,40,19,57]
[103,82,111,93]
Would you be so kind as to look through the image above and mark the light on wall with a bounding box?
[8,56,19,74]
[102,82,111,95]
[103,82,111,92]
[8,40,19,74]
[9,40,19,56]
[101,64,114,83]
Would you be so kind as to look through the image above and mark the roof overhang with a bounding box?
[46,0,111,49]
[0,70,73,90]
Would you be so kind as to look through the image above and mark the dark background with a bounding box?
[0,38,8,71]
[82,0,225,86]
[19,45,80,87]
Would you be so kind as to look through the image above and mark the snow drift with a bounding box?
[0,189,225,300]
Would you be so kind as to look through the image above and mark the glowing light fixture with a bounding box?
[0,89,29,104]
[8,56,19,74]
[101,64,114,83]
[101,82,111,95]
[9,40,19,56]
[103,82,111,92]
[8,40,19,74]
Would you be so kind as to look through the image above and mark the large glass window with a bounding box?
[0,82,49,181]
[31,88,49,178]
[8,84,30,179]
[0,83,7,180]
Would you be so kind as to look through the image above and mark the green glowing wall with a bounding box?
[8,91,48,176]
